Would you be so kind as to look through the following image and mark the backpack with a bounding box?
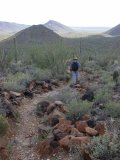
[71,61,79,71]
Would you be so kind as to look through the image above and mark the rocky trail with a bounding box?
[9,87,67,160]
[6,71,101,160]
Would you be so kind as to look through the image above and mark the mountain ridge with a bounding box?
[44,20,74,34]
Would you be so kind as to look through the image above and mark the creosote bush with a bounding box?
[89,135,120,160]
[3,72,32,92]
[105,101,120,118]
[66,99,92,122]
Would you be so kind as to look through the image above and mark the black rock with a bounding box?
[81,89,94,102]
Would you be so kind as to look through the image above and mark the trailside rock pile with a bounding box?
[35,100,106,159]
[0,79,67,118]
[0,79,68,159]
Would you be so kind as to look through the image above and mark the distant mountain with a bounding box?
[72,27,110,32]
[106,24,120,36]
[0,21,30,41]
[0,21,29,33]
[0,24,61,48]
[44,20,74,34]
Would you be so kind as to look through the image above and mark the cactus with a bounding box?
[113,70,119,85]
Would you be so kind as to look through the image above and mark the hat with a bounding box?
[73,56,78,60]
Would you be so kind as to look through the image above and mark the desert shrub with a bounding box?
[0,49,13,72]
[89,135,120,160]
[30,68,52,81]
[3,72,32,91]
[0,115,8,136]
[84,60,100,71]
[47,87,79,104]
[100,71,111,81]
[95,88,112,103]
[66,99,92,122]
[105,102,120,118]
[30,45,69,77]
[69,144,84,160]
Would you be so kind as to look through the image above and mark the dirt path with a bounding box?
[9,87,66,160]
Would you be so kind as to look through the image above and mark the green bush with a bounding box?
[95,88,112,103]
[3,72,33,92]
[47,87,79,104]
[0,115,8,136]
[31,68,52,81]
[66,99,92,122]
[89,135,120,160]
[105,102,120,118]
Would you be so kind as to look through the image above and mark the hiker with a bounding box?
[70,57,80,84]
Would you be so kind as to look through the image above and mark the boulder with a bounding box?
[0,137,8,160]
[0,100,17,118]
[75,121,88,133]
[81,89,94,102]
[70,127,83,137]
[85,127,98,136]
[51,79,59,87]
[53,129,66,141]
[54,101,63,106]
[87,119,96,128]
[27,80,36,91]
[58,118,72,125]
[47,103,56,115]
[81,114,91,121]
[57,105,68,114]
[42,82,49,89]
[38,125,51,139]
[48,109,65,124]
[36,139,55,156]
[59,135,73,150]
[59,135,90,150]
[71,136,90,146]
[1,92,10,100]
[51,117,59,127]
[23,90,33,98]
[95,122,106,135]
[36,101,50,116]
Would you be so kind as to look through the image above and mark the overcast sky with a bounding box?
[0,0,120,27]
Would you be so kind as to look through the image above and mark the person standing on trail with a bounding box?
[70,56,80,84]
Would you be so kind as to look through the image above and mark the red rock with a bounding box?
[58,118,72,125]
[28,80,36,91]
[70,127,83,137]
[75,121,88,133]
[42,83,49,89]
[59,135,74,150]
[2,92,10,100]
[59,135,90,150]
[71,136,90,146]
[56,123,72,134]
[95,122,106,135]
[36,139,54,156]
[48,109,65,123]
[0,149,8,160]
[9,91,22,97]
[0,137,8,160]
[47,103,56,115]
[43,88,49,92]
[81,114,91,121]
[85,127,98,136]
[57,105,68,114]
[55,101,63,106]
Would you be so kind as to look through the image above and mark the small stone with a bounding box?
[55,101,63,106]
